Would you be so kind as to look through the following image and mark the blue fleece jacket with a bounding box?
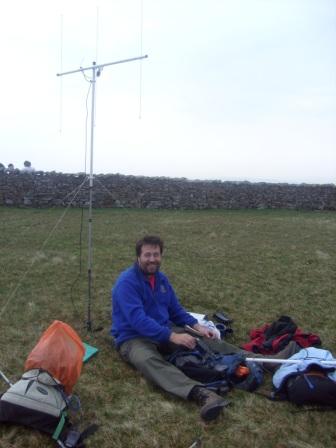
[111,263,197,348]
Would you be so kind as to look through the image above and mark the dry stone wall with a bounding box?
[0,171,335,210]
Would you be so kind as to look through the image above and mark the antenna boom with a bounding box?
[57,55,148,77]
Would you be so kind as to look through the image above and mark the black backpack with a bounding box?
[167,343,264,393]
[274,366,336,407]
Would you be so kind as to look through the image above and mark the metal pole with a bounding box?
[57,54,148,331]
[56,55,148,77]
[86,62,97,331]
[246,357,336,366]
[0,368,13,387]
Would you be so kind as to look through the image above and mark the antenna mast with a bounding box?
[57,54,148,331]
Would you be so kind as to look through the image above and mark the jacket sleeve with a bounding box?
[114,279,172,342]
[166,283,198,327]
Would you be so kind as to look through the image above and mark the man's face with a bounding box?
[138,244,162,275]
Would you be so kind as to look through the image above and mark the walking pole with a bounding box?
[246,357,336,366]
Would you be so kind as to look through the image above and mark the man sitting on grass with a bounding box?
[111,235,299,421]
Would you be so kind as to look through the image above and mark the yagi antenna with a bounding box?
[57,54,148,332]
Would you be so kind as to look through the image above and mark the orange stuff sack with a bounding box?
[24,320,85,395]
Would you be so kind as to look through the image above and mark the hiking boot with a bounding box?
[190,386,230,421]
[263,341,301,372]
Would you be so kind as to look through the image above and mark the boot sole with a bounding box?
[200,399,230,421]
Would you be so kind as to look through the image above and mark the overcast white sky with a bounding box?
[0,0,335,184]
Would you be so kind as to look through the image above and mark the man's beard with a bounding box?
[139,261,160,275]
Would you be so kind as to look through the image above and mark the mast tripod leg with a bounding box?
[0,369,13,387]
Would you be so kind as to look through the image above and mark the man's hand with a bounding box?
[193,323,218,339]
[169,332,197,349]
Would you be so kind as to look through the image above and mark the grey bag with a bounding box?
[0,369,68,440]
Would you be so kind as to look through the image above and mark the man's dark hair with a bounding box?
[135,235,164,257]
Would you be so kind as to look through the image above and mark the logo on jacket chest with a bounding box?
[160,284,167,294]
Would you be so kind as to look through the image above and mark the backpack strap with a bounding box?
[55,423,99,448]
[253,389,287,401]
[78,423,100,446]
[52,410,68,441]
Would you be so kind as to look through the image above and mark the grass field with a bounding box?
[0,207,335,448]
